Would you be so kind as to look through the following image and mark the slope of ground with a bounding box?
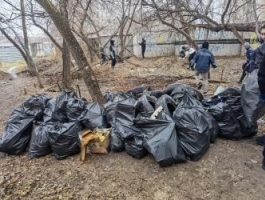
[0,56,265,200]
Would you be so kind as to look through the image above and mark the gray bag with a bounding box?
[241,69,265,126]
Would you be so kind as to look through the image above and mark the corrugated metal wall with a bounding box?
[0,46,23,62]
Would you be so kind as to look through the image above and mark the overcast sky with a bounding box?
[0,0,44,37]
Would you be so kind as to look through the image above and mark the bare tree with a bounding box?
[70,0,100,63]
[29,0,63,51]
[36,0,105,105]
[59,0,73,91]
[0,0,44,88]
[142,0,265,47]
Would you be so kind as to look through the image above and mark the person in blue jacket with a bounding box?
[238,42,254,83]
[190,41,217,94]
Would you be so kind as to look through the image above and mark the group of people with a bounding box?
[182,25,265,170]
[99,27,265,169]
[181,41,217,94]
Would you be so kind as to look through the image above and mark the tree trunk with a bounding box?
[21,0,29,52]
[62,39,73,90]
[36,0,104,105]
[59,0,73,91]
[20,0,44,88]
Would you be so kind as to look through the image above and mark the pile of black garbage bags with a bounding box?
[0,79,264,167]
[0,91,107,160]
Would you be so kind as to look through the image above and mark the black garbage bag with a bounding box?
[155,94,178,117]
[110,130,125,152]
[103,91,114,102]
[241,69,265,126]
[0,109,34,155]
[0,93,50,155]
[224,96,258,138]
[66,98,88,122]
[164,83,203,102]
[202,99,242,140]
[43,98,56,122]
[47,91,78,122]
[134,94,157,113]
[135,114,186,166]
[29,122,52,158]
[110,98,137,152]
[214,87,241,97]
[22,94,51,120]
[81,102,108,129]
[149,90,165,98]
[207,115,219,143]
[124,134,147,159]
[104,93,133,126]
[173,94,211,161]
[48,122,81,160]
[126,85,151,99]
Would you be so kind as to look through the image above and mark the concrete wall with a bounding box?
[0,46,23,62]
[100,35,134,58]
[31,42,54,57]
[133,31,176,57]
[175,28,244,56]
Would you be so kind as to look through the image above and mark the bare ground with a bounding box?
[0,56,265,200]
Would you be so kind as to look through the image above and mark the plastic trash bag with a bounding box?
[43,91,77,122]
[214,87,241,97]
[124,134,147,159]
[81,102,108,129]
[22,94,51,120]
[173,94,212,161]
[110,98,137,152]
[104,93,134,126]
[66,98,87,122]
[224,96,258,138]
[241,69,265,126]
[164,83,203,102]
[155,94,178,117]
[48,122,81,160]
[202,99,242,140]
[149,90,165,98]
[135,114,186,166]
[0,110,34,155]
[126,85,151,99]
[0,94,50,155]
[103,91,114,102]
[43,98,56,122]
[29,122,52,158]
[134,94,157,113]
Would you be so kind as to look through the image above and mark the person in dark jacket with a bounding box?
[180,45,196,69]
[238,42,254,83]
[139,38,146,59]
[100,47,106,65]
[249,25,265,72]
[109,40,116,69]
[253,24,265,170]
[190,41,217,94]
[257,55,265,170]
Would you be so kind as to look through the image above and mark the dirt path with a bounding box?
[0,56,265,200]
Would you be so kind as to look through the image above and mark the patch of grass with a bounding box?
[0,60,27,73]
[0,56,57,73]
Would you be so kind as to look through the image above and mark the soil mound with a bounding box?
[0,70,12,80]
